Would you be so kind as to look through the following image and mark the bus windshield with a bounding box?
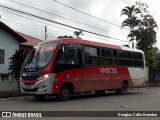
[24,42,59,70]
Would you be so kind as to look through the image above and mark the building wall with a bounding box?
[146,66,149,82]
[0,28,19,74]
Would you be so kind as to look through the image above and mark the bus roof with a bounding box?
[39,38,144,53]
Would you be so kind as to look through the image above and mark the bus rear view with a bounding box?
[20,39,146,100]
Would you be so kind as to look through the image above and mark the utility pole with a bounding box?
[45,26,48,41]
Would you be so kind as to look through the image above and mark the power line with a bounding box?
[83,34,128,44]
[0,4,128,43]
[13,0,128,33]
[40,27,127,44]
[52,0,129,30]
[0,7,128,44]
[1,18,44,27]
[0,8,74,33]
[0,8,129,44]
[121,0,134,5]
[8,0,127,37]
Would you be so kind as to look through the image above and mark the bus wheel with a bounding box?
[115,82,128,95]
[58,86,71,101]
[95,90,105,95]
[34,95,46,100]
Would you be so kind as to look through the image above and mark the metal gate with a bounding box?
[149,67,160,82]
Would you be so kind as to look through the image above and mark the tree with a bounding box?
[57,30,83,39]
[121,5,141,48]
[121,2,159,68]
[57,35,73,39]
[73,30,83,39]
[8,48,29,78]
[134,2,158,68]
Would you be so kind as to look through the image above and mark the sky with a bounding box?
[0,0,160,48]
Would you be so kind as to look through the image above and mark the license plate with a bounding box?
[25,86,31,89]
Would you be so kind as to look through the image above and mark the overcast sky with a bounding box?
[0,0,160,47]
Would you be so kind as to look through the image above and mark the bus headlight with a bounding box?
[37,74,50,81]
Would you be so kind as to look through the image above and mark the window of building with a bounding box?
[0,50,4,64]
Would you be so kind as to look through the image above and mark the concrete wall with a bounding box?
[145,66,149,82]
[0,29,19,74]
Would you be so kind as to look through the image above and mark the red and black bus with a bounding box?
[20,38,146,100]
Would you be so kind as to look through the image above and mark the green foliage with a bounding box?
[121,5,141,30]
[121,2,159,69]
[8,49,29,78]
[57,35,74,39]
[57,30,83,39]
[73,30,83,39]
[121,5,141,48]
[145,47,160,69]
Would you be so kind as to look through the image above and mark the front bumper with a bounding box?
[20,73,55,95]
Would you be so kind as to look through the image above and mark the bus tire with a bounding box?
[34,95,46,100]
[115,82,128,95]
[95,90,105,95]
[58,86,71,101]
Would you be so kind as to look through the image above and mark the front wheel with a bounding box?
[115,82,128,95]
[58,86,71,101]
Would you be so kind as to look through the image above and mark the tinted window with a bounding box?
[85,47,100,56]
[113,50,117,58]
[55,43,82,73]
[102,58,117,65]
[119,51,125,58]
[84,46,101,65]
[133,52,142,60]
[133,60,143,67]
[119,59,132,66]
[102,49,112,57]
[126,52,132,59]
[119,51,132,59]
[57,45,81,65]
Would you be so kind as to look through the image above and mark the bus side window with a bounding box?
[84,46,101,65]
[133,52,143,67]
[65,47,77,65]
[54,43,82,73]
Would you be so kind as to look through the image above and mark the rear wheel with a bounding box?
[34,95,46,100]
[58,86,71,101]
[95,90,105,95]
[115,82,128,95]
